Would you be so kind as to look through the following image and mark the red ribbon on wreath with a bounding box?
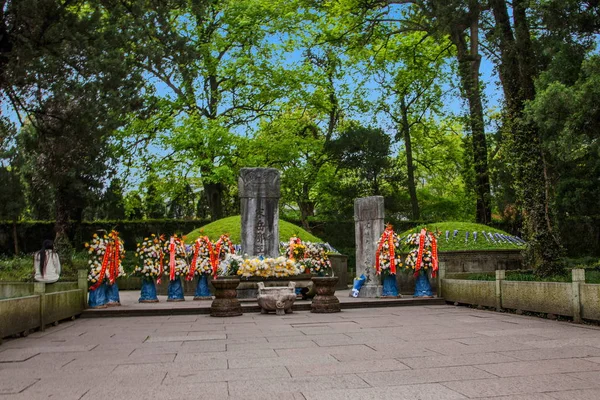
[430,232,439,278]
[414,228,426,277]
[108,238,121,285]
[375,224,396,275]
[187,239,201,281]
[169,237,176,281]
[90,244,112,291]
[157,250,164,284]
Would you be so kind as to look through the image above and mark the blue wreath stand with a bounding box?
[88,282,108,308]
[106,282,121,305]
[194,274,212,300]
[414,269,433,297]
[167,277,185,301]
[382,274,399,297]
[139,277,159,303]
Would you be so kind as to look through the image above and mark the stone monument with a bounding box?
[239,168,281,258]
[354,196,384,297]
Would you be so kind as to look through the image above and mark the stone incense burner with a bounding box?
[256,281,296,315]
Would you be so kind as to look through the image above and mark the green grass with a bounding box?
[184,215,323,244]
[399,221,522,251]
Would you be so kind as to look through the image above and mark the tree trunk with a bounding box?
[12,219,19,255]
[298,201,314,232]
[203,182,224,221]
[450,15,492,224]
[400,97,420,220]
[489,0,562,274]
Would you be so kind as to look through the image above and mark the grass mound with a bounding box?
[185,215,322,244]
[399,221,523,251]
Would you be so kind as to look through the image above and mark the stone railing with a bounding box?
[0,271,87,342]
[394,249,524,295]
[440,268,600,323]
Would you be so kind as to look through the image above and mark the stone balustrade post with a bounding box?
[495,269,505,312]
[437,262,446,298]
[34,282,46,332]
[78,269,88,309]
[572,268,585,323]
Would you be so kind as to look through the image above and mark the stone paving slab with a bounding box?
[303,383,468,400]
[3,305,600,399]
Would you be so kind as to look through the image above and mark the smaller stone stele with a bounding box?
[256,282,296,315]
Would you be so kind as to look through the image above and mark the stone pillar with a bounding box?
[354,196,384,297]
[239,168,281,258]
[437,261,446,298]
[495,269,505,312]
[572,268,584,323]
[78,269,88,309]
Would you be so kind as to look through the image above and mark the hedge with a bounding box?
[0,220,210,255]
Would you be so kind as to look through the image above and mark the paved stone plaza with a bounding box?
[3,305,600,399]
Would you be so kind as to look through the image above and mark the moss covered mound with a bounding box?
[399,221,523,251]
[185,215,322,244]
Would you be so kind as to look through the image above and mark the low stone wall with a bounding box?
[441,279,496,308]
[580,284,600,321]
[390,250,522,295]
[440,249,524,273]
[441,269,600,323]
[502,281,572,316]
[0,280,85,341]
[0,295,40,339]
[330,254,349,290]
[0,282,79,299]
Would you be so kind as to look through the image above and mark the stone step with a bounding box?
[80,295,446,318]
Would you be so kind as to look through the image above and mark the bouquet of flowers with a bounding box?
[375,224,402,276]
[220,253,244,276]
[237,256,301,278]
[404,228,440,277]
[187,236,215,279]
[133,234,164,279]
[215,234,236,260]
[163,235,189,280]
[86,230,126,290]
[285,236,306,261]
[303,242,332,276]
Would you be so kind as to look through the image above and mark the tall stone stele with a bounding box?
[354,196,384,297]
[239,168,281,258]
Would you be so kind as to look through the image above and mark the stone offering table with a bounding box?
[256,282,296,315]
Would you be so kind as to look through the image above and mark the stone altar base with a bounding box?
[359,284,382,298]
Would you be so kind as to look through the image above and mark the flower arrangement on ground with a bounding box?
[302,242,332,276]
[133,234,164,303]
[163,234,189,302]
[374,224,402,297]
[404,228,440,298]
[133,234,164,279]
[85,230,125,308]
[237,256,300,279]
[404,229,440,276]
[215,234,236,261]
[375,224,402,277]
[187,236,215,279]
[163,234,189,279]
